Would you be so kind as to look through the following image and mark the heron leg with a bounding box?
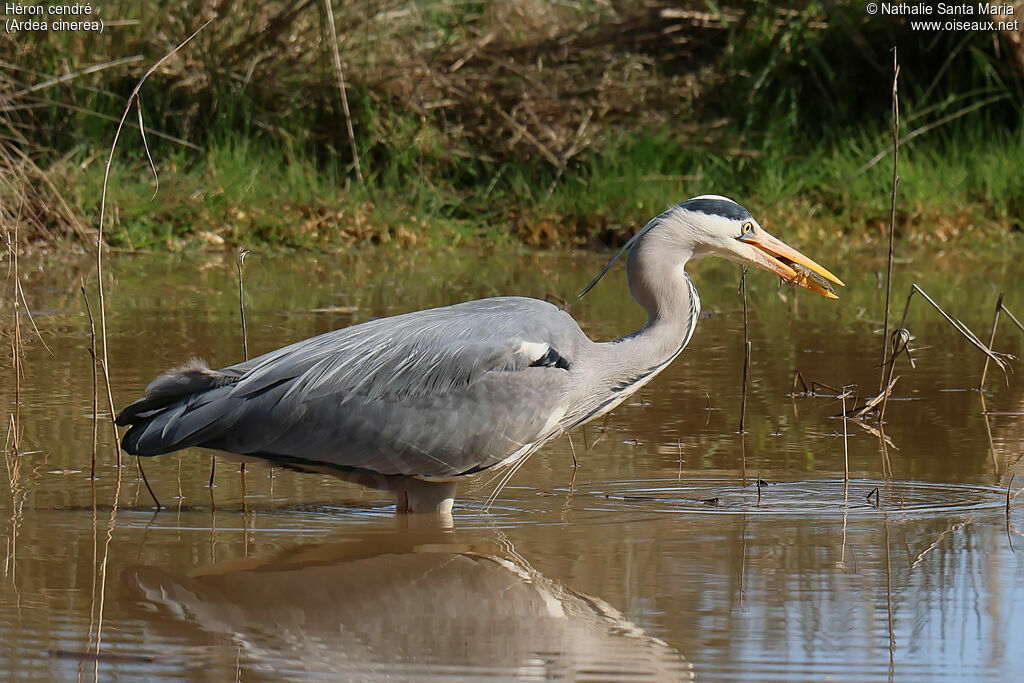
[395,479,456,516]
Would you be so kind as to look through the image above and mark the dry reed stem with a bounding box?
[81,282,98,479]
[877,329,907,422]
[236,249,251,481]
[873,283,1009,421]
[98,357,120,465]
[738,268,750,433]
[980,295,1024,391]
[854,376,898,420]
[839,386,854,482]
[878,424,894,481]
[739,434,747,483]
[898,285,1009,370]
[237,249,251,361]
[323,0,363,183]
[6,229,22,458]
[879,48,900,393]
[791,371,847,399]
[792,370,809,394]
[740,342,751,432]
[6,226,52,357]
[240,465,248,513]
[980,293,1005,391]
[135,96,159,199]
[95,19,214,470]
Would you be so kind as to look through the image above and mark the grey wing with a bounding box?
[119,297,585,478]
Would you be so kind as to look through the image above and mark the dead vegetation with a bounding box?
[3,2,1023,246]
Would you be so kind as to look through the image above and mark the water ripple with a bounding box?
[571,478,1005,517]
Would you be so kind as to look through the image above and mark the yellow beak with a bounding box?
[739,232,845,299]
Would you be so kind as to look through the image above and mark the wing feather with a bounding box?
[120,297,586,477]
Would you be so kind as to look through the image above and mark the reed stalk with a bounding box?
[980,295,1024,392]
[739,268,750,433]
[879,48,900,393]
[81,282,98,479]
[323,0,363,183]
[236,249,252,481]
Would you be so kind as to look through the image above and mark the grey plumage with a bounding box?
[120,297,589,479]
[117,195,842,514]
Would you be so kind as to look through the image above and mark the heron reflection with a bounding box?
[125,527,691,680]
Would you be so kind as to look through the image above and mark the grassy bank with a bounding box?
[55,123,1023,253]
[3,1,1023,251]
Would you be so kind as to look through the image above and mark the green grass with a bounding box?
[55,120,1022,253]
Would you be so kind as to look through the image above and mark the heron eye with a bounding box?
[741,222,754,236]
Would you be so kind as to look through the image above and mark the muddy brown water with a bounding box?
[2,245,1024,680]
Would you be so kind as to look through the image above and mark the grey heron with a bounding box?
[117,195,842,516]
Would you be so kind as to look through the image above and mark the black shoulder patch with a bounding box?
[530,346,570,370]
[679,198,752,222]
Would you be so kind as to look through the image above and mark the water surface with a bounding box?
[2,244,1023,680]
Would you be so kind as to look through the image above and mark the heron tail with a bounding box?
[116,358,240,456]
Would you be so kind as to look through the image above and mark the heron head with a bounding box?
[579,195,843,300]
[663,195,844,298]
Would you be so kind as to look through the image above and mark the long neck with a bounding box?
[563,232,701,431]
[614,230,700,367]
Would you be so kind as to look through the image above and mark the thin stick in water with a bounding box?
[98,358,121,466]
[879,48,900,393]
[878,283,1009,420]
[738,268,750,433]
[81,282,99,479]
[234,249,251,480]
[980,295,1023,391]
[740,341,751,432]
[897,285,1008,370]
[7,226,22,456]
[980,293,1004,392]
[840,386,854,482]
